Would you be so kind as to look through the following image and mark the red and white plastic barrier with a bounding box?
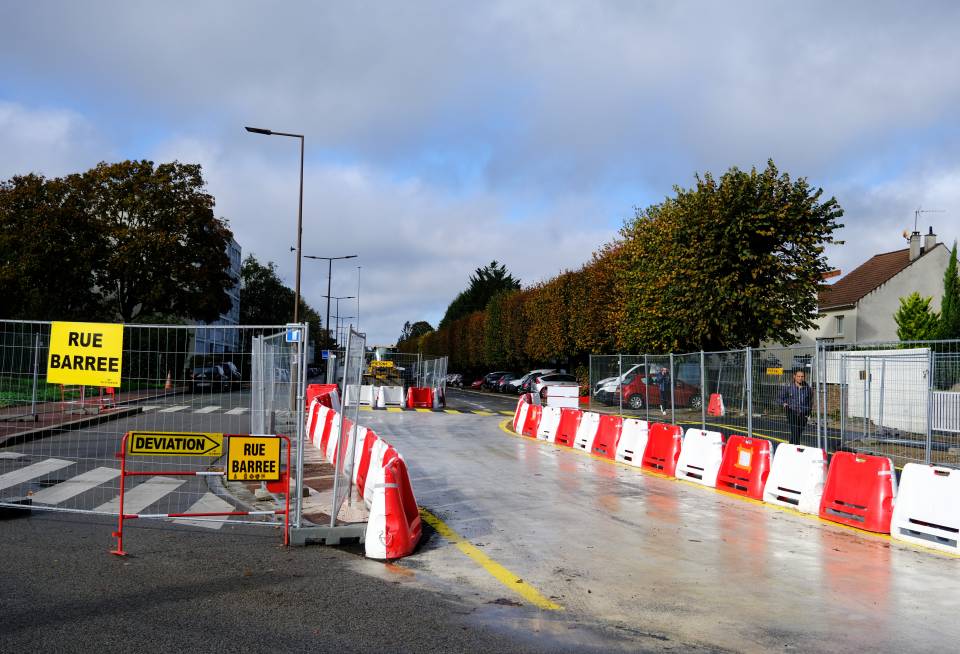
[675,429,724,487]
[591,414,622,460]
[614,419,648,467]
[573,411,601,453]
[890,463,960,554]
[306,384,341,411]
[641,422,683,476]
[715,435,771,500]
[521,404,543,438]
[763,444,827,515]
[707,393,724,417]
[820,452,897,533]
[536,406,562,443]
[407,387,434,409]
[305,386,420,560]
[513,395,531,432]
[555,408,582,447]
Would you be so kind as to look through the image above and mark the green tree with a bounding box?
[396,320,434,351]
[617,160,843,351]
[79,160,234,323]
[895,292,940,341]
[0,174,103,320]
[439,260,520,329]
[938,242,960,340]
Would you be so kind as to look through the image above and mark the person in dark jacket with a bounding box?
[656,366,670,416]
[779,368,812,442]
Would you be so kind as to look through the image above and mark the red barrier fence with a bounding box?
[716,435,772,500]
[819,452,897,534]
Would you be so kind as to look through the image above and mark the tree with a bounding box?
[397,320,434,344]
[438,260,520,329]
[938,242,960,340]
[0,174,103,320]
[895,292,940,341]
[617,160,843,351]
[79,160,234,323]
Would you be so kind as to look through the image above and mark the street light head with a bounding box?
[245,126,272,135]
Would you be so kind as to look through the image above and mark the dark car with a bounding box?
[496,373,517,393]
[482,370,511,391]
[189,365,230,393]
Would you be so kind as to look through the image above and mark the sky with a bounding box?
[2,1,959,344]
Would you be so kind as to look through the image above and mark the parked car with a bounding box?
[189,365,230,393]
[510,369,557,394]
[532,373,578,399]
[469,378,484,390]
[482,370,512,391]
[593,363,649,399]
[615,372,701,410]
[446,373,463,387]
[496,373,518,393]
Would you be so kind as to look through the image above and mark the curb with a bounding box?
[0,406,142,448]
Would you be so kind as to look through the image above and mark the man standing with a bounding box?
[779,368,812,442]
[656,366,670,416]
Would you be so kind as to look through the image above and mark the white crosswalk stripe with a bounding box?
[95,476,185,514]
[0,458,74,491]
[194,405,221,414]
[139,405,161,412]
[31,467,120,505]
[173,492,235,529]
[225,407,249,415]
[158,405,191,413]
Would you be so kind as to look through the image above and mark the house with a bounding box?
[797,227,950,345]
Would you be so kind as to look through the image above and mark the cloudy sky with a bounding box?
[2,1,959,343]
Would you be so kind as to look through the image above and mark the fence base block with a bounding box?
[289,523,368,547]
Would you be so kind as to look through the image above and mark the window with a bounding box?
[835,315,844,336]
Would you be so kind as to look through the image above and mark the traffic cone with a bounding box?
[165,371,173,390]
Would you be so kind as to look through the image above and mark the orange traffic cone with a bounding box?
[165,371,173,390]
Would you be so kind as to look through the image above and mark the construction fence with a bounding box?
[588,339,960,470]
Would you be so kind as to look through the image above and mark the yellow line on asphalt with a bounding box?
[472,410,495,416]
[495,419,960,560]
[415,408,432,413]
[498,410,515,416]
[418,507,563,611]
[359,406,373,412]
[443,409,461,414]
[386,407,403,413]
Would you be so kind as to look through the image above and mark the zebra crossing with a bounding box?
[0,453,241,530]
[139,404,250,416]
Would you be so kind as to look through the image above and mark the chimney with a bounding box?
[909,231,922,261]
[924,226,937,254]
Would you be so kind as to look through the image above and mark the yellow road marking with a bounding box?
[415,408,432,413]
[443,409,461,414]
[473,410,495,416]
[386,407,403,413]
[494,419,960,560]
[419,507,563,610]
[498,410,515,416]
[359,406,373,412]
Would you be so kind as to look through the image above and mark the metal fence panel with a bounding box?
[1,320,304,529]
[330,327,365,526]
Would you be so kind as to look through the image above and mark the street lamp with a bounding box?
[245,125,305,323]
[334,315,355,348]
[304,254,358,342]
[324,296,354,345]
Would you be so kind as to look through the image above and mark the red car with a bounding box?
[469,379,484,390]
[620,374,701,410]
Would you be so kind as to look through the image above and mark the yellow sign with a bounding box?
[47,321,124,387]
[766,367,784,376]
[129,431,223,456]
[227,436,281,481]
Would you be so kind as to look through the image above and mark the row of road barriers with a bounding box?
[513,393,960,555]
[341,384,446,410]
[300,385,421,558]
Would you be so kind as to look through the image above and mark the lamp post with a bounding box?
[304,254,358,343]
[244,126,304,323]
[334,315,356,348]
[325,296,354,345]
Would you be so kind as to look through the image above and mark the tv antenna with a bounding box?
[913,207,945,233]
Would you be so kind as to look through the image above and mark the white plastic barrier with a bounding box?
[536,406,562,442]
[310,404,331,447]
[676,429,724,487]
[378,386,405,406]
[891,463,960,554]
[614,418,648,467]
[362,438,393,506]
[343,384,360,406]
[305,400,324,442]
[359,385,376,406]
[325,414,342,463]
[513,400,530,433]
[762,444,827,515]
[573,411,601,452]
[546,385,579,409]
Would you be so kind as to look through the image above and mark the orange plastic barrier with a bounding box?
[554,408,583,447]
[406,387,434,409]
[715,435,772,500]
[641,422,683,476]
[707,393,725,417]
[306,383,340,408]
[378,454,422,559]
[591,414,623,460]
[354,430,379,498]
[521,404,543,438]
[819,452,897,533]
